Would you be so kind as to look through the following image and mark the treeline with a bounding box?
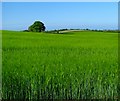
[23,28,120,33]
[86,29,120,33]
[45,28,120,34]
[45,29,68,34]
[78,28,120,33]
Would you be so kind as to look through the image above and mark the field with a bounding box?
[2,30,118,100]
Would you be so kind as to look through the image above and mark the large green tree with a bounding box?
[28,21,46,32]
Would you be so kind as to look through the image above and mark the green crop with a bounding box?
[2,30,118,100]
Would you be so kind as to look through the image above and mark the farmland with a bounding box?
[2,30,118,100]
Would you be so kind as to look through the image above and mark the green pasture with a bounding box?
[2,30,118,100]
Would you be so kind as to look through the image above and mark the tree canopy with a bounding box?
[28,21,46,32]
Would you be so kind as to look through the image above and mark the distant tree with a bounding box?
[86,28,89,30]
[23,30,29,32]
[28,21,46,32]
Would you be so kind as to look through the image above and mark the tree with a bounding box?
[28,21,46,32]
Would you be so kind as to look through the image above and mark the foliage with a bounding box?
[28,21,45,32]
[45,30,60,34]
[23,30,29,32]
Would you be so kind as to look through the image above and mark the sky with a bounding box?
[2,0,120,2]
[2,2,118,31]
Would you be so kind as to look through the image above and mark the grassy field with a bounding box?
[2,30,118,100]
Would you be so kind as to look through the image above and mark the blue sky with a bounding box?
[2,2,118,30]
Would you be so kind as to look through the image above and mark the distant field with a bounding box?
[59,29,83,33]
[2,30,118,100]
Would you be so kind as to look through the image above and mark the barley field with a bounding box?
[2,30,118,100]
